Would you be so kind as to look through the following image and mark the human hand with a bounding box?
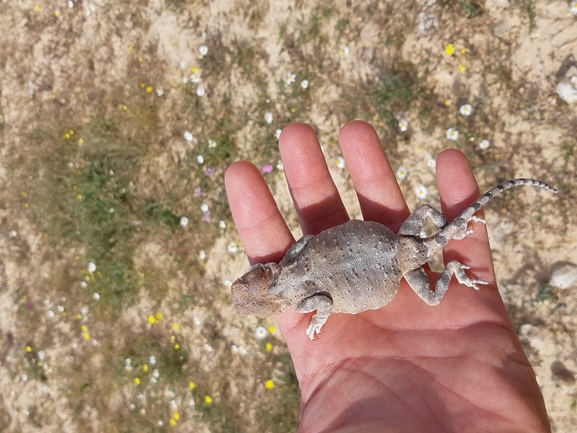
[225,121,550,433]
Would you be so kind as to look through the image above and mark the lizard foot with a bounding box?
[455,264,489,290]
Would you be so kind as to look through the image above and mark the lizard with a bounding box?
[230,178,557,340]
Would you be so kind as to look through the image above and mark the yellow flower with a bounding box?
[55,11,60,17]
[268,325,276,333]
[155,312,163,320]
[134,377,141,385]
[78,138,84,145]
[265,380,275,389]
[174,343,180,350]
[146,86,154,93]
[188,381,196,391]
[173,412,180,421]
[172,323,180,330]
[204,395,213,404]
[372,114,379,121]
[138,57,143,62]
[142,364,149,372]
[63,133,70,139]
[459,65,467,73]
[265,343,273,352]
[461,48,467,54]
[34,5,40,11]
[170,335,175,343]
[83,333,91,340]
[69,130,74,136]
[24,203,29,209]
[191,67,199,73]
[290,107,296,113]
[129,45,133,50]
[26,346,32,353]
[81,325,88,332]
[77,194,83,200]
[76,314,83,320]
[444,99,452,106]
[140,83,145,88]
[445,44,455,56]
[51,93,56,99]
[122,105,128,111]
[147,315,157,324]
[169,419,177,426]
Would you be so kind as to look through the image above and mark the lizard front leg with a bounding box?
[295,293,333,340]
[404,262,489,306]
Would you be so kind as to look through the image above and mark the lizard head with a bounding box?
[231,262,288,318]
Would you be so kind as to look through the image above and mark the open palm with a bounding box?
[225,121,550,433]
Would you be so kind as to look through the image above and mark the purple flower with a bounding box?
[194,187,202,197]
[204,167,215,177]
[27,302,34,309]
[262,164,274,173]
[203,211,211,223]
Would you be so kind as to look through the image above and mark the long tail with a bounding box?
[425,178,557,251]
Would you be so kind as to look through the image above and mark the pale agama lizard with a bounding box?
[231,178,557,340]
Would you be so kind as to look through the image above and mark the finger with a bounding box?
[279,123,349,235]
[225,161,294,264]
[339,121,410,231]
[436,149,495,284]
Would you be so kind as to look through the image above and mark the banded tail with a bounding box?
[425,178,557,251]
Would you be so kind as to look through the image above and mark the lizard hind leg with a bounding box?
[404,262,489,306]
[398,205,450,237]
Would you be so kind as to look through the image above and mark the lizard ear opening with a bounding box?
[230,263,286,317]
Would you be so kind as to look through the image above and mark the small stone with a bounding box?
[557,66,577,104]
[549,263,577,290]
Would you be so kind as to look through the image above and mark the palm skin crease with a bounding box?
[225,121,552,432]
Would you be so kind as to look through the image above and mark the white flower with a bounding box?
[415,185,429,200]
[426,156,436,169]
[155,88,164,97]
[193,317,202,326]
[87,262,96,273]
[301,79,309,89]
[157,420,164,427]
[199,44,208,57]
[56,305,64,313]
[238,346,248,356]
[571,1,577,15]
[264,112,274,124]
[80,281,88,288]
[275,128,282,140]
[198,250,206,260]
[149,377,157,385]
[179,61,187,69]
[190,70,201,84]
[227,242,239,254]
[152,369,160,379]
[200,203,209,212]
[182,76,189,84]
[68,0,74,8]
[196,86,205,97]
[208,139,217,148]
[37,350,45,361]
[276,160,284,171]
[340,45,350,56]
[188,397,196,408]
[285,72,296,85]
[398,119,409,132]
[196,154,205,164]
[255,326,268,339]
[336,156,346,169]
[223,279,232,287]
[9,230,17,238]
[459,104,473,116]
[149,355,157,366]
[169,400,178,412]
[21,374,28,383]
[446,128,460,141]
[92,292,100,301]
[139,408,146,415]
[396,166,408,180]
[479,139,491,149]
[231,345,239,354]
[219,220,226,229]
[183,131,194,142]
[46,310,55,319]
[179,216,189,227]
[203,344,213,353]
